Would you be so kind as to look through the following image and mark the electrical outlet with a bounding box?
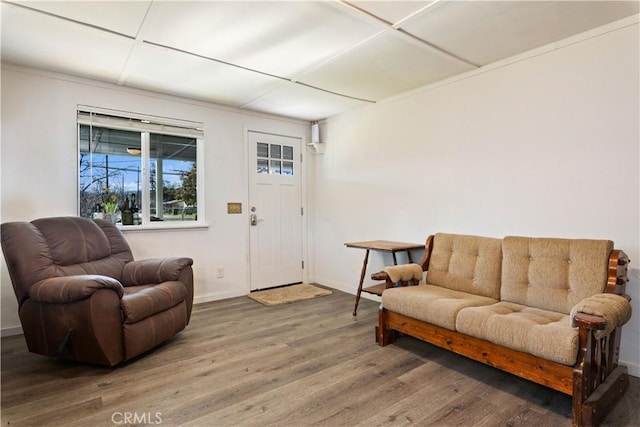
[216,267,224,279]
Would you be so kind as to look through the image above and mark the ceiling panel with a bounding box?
[401,1,640,66]
[10,0,151,37]
[1,1,638,121]
[1,2,133,82]
[297,31,474,101]
[243,82,370,121]
[343,0,435,25]
[122,43,284,107]
[142,1,383,78]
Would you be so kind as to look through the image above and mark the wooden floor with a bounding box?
[2,287,638,427]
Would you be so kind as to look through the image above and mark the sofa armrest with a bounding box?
[29,275,124,303]
[371,271,392,282]
[372,264,423,288]
[121,257,193,286]
[571,293,632,338]
[382,264,423,283]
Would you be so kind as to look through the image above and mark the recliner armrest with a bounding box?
[29,275,124,303]
[121,257,193,286]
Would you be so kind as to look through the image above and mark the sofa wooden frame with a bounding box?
[374,235,631,427]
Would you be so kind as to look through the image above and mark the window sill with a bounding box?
[118,222,209,232]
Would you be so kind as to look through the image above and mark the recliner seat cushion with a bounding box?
[382,284,498,330]
[123,302,188,360]
[121,281,186,324]
[456,301,578,365]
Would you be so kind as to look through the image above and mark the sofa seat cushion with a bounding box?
[456,301,577,366]
[382,284,498,330]
[121,281,186,324]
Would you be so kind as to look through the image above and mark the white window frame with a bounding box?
[77,105,206,230]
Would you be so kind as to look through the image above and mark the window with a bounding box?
[78,107,204,227]
[256,142,294,176]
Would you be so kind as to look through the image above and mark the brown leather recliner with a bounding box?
[1,216,194,366]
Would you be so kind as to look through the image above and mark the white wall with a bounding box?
[0,65,309,334]
[311,19,640,375]
[2,16,638,378]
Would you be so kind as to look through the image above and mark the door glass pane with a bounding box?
[257,159,269,174]
[270,144,281,159]
[270,160,281,175]
[257,142,269,158]
[282,161,294,175]
[283,145,293,160]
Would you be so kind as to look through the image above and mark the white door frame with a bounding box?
[244,127,308,292]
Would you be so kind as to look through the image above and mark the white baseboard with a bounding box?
[193,289,247,305]
[621,361,639,378]
[1,325,23,337]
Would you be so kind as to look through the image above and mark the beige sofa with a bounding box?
[375,233,632,427]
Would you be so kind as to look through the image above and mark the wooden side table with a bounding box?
[345,240,425,316]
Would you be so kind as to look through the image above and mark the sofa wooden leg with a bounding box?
[576,365,629,427]
[376,327,395,346]
[377,308,396,346]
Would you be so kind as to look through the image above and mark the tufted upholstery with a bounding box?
[456,301,578,365]
[379,232,632,368]
[501,236,613,314]
[383,284,498,330]
[378,232,633,427]
[426,233,503,299]
[1,216,194,366]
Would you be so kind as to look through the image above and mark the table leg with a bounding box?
[407,250,414,263]
[392,251,398,265]
[353,249,370,316]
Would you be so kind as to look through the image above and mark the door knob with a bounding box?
[250,213,258,226]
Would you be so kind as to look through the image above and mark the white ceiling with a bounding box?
[2,1,638,121]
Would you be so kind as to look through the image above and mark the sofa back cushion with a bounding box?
[501,236,612,314]
[426,233,503,299]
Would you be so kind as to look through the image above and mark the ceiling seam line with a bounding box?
[339,1,394,27]
[395,29,481,68]
[142,40,291,82]
[117,1,155,86]
[3,0,136,40]
[293,82,376,103]
[286,31,386,85]
[237,84,286,111]
[142,40,375,103]
[338,0,479,68]
[390,0,444,29]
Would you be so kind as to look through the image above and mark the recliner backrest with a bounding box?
[1,217,133,306]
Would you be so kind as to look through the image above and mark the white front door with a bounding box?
[248,131,303,291]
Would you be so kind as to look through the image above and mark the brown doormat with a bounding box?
[248,284,332,306]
